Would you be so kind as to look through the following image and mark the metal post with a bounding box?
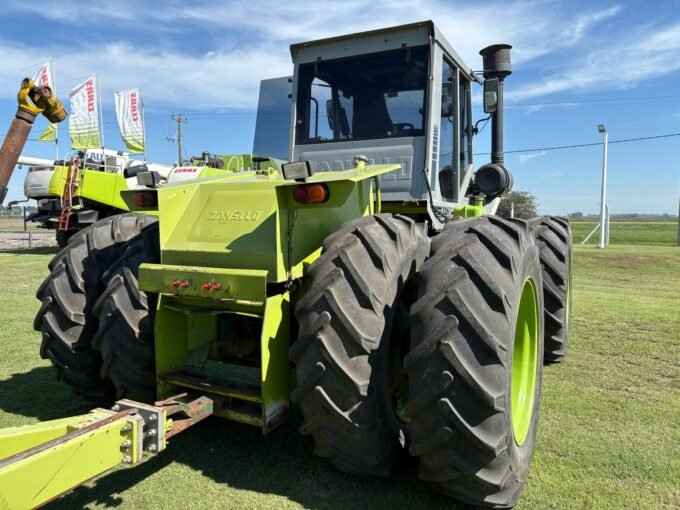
[28,230,33,248]
[23,206,26,231]
[141,89,147,162]
[52,60,59,161]
[178,115,183,166]
[510,202,515,218]
[170,114,187,165]
[97,74,105,150]
[605,204,610,246]
[677,196,679,247]
[597,125,608,249]
[581,223,600,245]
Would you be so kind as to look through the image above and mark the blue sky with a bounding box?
[0,0,678,214]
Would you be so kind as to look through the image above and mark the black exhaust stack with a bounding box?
[474,44,513,199]
[480,44,512,166]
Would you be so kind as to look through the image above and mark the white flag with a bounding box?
[114,89,145,154]
[32,62,53,89]
[69,76,101,149]
[33,62,58,141]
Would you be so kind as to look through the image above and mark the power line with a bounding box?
[490,94,680,110]
[473,132,680,156]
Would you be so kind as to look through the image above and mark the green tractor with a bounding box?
[22,20,573,508]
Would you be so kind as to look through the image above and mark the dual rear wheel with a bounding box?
[293,215,563,507]
[35,213,159,404]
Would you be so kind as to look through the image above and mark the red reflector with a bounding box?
[293,184,329,204]
[132,190,158,208]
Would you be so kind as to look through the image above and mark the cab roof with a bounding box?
[289,20,478,82]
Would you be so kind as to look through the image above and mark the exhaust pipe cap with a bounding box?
[480,44,512,79]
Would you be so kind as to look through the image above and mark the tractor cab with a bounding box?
[289,21,479,222]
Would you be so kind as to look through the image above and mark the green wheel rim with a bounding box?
[511,277,539,446]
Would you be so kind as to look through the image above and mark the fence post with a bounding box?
[28,230,33,249]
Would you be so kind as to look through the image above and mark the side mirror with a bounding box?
[326,98,350,137]
[483,78,499,113]
[441,83,453,117]
[326,99,335,131]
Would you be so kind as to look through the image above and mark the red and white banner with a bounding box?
[69,75,101,149]
[114,88,145,154]
[32,62,53,89]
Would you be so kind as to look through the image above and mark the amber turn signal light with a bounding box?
[293,183,329,204]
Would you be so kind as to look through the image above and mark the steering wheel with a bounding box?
[392,123,415,135]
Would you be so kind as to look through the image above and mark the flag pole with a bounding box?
[141,89,147,161]
[97,74,105,152]
[51,60,59,160]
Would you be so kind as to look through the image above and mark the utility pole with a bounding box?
[597,124,609,249]
[169,114,188,165]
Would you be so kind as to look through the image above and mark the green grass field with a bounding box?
[0,236,678,508]
[571,221,677,246]
[2,218,676,240]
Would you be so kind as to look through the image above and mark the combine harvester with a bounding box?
[0,21,573,508]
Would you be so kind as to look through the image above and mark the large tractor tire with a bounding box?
[292,214,429,477]
[405,216,544,508]
[92,217,159,403]
[35,213,159,402]
[528,216,572,363]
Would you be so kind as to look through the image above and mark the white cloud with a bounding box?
[509,22,680,101]
[0,40,291,110]
[0,0,635,110]
[539,169,565,179]
[519,150,549,163]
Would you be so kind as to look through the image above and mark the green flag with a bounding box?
[37,123,56,142]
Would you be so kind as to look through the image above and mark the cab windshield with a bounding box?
[295,46,429,144]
